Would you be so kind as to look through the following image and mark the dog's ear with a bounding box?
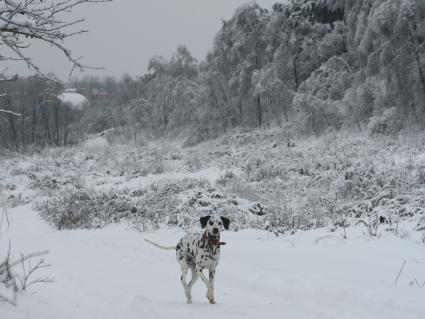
[220,216,230,230]
[200,216,211,228]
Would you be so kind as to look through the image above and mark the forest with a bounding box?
[1,0,425,151]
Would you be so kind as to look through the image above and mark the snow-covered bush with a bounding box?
[242,157,287,182]
[293,93,344,135]
[35,176,268,232]
[142,178,263,230]
[185,153,202,171]
[37,189,137,230]
[216,170,236,186]
[368,107,403,136]
[30,175,83,192]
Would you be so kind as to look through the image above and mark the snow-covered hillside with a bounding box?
[1,129,425,318]
[1,205,424,319]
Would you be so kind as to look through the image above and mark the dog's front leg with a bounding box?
[196,266,214,303]
[207,269,216,304]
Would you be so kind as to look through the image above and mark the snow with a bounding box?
[1,205,424,319]
[2,130,425,318]
[57,90,88,111]
[83,135,109,151]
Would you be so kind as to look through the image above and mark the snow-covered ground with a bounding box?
[1,130,425,318]
[1,205,424,319]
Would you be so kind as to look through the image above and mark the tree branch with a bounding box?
[0,109,22,116]
[0,0,112,80]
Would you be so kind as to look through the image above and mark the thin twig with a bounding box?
[16,256,53,291]
[9,250,50,268]
[0,207,10,232]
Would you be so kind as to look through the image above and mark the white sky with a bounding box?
[9,0,280,80]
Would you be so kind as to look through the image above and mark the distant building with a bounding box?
[91,89,110,102]
[57,89,88,111]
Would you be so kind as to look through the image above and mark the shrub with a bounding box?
[242,158,286,182]
[185,153,202,171]
[216,170,236,186]
[293,93,344,135]
[368,107,402,136]
[37,189,136,230]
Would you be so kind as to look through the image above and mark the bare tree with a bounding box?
[0,0,110,115]
[0,0,111,78]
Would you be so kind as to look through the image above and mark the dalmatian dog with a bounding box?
[144,215,230,304]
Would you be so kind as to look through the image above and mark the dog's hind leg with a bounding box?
[179,261,191,304]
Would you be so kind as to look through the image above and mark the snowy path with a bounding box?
[1,205,425,319]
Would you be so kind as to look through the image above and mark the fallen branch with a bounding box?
[394,260,406,285]
[411,279,425,288]
[355,220,369,228]
[314,235,344,244]
[356,218,378,237]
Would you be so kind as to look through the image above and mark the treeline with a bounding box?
[2,0,425,150]
[0,75,82,151]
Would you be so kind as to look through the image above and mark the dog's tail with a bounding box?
[144,239,176,250]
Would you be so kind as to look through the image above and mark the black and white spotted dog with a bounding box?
[145,215,230,304]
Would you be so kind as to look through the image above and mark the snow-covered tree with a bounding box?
[252,63,293,125]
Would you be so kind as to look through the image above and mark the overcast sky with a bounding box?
[11,0,279,80]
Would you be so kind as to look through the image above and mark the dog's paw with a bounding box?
[186,299,193,304]
[207,289,216,304]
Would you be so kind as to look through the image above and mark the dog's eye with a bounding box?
[218,222,222,226]
[209,221,213,226]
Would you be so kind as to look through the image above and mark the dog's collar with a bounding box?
[203,232,226,247]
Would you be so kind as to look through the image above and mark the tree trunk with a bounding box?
[32,99,36,145]
[293,54,300,90]
[283,99,289,122]
[163,95,168,130]
[238,97,243,124]
[63,105,69,145]
[257,95,262,129]
[20,96,26,152]
[5,95,19,151]
[43,104,51,146]
[54,100,60,146]
[211,89,226,128]
[409,27,425,98]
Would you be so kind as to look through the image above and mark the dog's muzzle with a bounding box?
[208,234,219,240]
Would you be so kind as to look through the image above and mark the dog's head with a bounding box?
[200,215,230,239]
